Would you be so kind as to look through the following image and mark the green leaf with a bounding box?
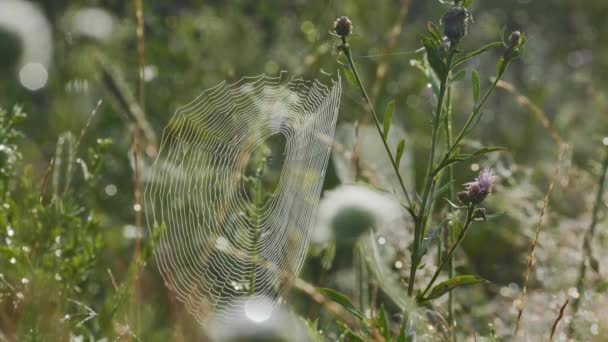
[431,180,455,204]
[395,139,406,166]
[436,147,507,173]
[482,212,506,221]
[472,146,507,157]
[383,100,395,140]
[452,42,503,69]
[471,70,480,104]
[462,0,473,8]
[397,318,416,342]
[340,326,367,342]
[420,35,446,79]
[376,305,392,341]
[445,198,466,210]
[425,275,489,300]
[397,322,407,342]
[321,241,336,270]
[496,56,508,77]
[418,219,449,261]
[427,21,442,44]
[319,288,366,321]
[340,64,358,88]
[450,69,467,84]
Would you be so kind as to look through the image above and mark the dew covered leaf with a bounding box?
[424,275,489,301]
[320,288,366,321]
[383,100,395,140]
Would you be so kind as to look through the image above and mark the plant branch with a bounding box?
[420,204,475,299]
[409,48,455,296]
[568,145,608,336]
[340,37,414,210]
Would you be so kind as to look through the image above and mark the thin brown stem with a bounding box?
[567,145,608,336]
[515,144,568,336]
[549,297,569,342]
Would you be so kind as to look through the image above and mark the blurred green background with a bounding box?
[1,0,607,340]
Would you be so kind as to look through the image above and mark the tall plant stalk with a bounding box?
[339,37,414,211]
[409,48,455,296]
[568,146,608,335]
[443,86,456,337]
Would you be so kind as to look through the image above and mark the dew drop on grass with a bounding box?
[568,287,580,299]
[591,323,599,335]
[104,184,117,196]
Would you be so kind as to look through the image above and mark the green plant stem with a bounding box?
[420,205,475,299]
[340,37,414,210]
[443,86,456,339]
[408,49,455,296]
[441,74,503,166]
[568,147,608,335]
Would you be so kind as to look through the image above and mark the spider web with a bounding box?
[144,72,341,323]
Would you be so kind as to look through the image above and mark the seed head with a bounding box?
[442,6,471,45]
[459,168,497,204]
[508,30,522,49]
[333,16,353,37]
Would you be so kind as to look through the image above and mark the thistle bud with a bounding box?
[462,168,497,204]
[442,6,471,45]
[508,30,522,49]
[333,16,353,37]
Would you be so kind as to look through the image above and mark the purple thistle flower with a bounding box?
[458,168,497,204]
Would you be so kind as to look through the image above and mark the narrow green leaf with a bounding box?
[376,305,392,341]
[425,275,489,300]
[431,180,455,204]
[452,42,503,69]
[472,146,507,157]
[444,198,466,210]
[450,69,467,84]
[319,288,366,321]
[321,241,336,270]
[437,147,506,173]
[395,139,406,166]
[496,56,507,77]
[462,0,473,8]
[341,328,367,342]
[418,219,449,261]
[340,64,358,89]
[471,70,480,104]
[483,212,506,221]
[420,35,446,79]
[383,100,395,140]
[397,322,407,342]
[427,21,442,44]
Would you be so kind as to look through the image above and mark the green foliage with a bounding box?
[0,106,112,339]
[0,0,603,340]
[422,275,488,302]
